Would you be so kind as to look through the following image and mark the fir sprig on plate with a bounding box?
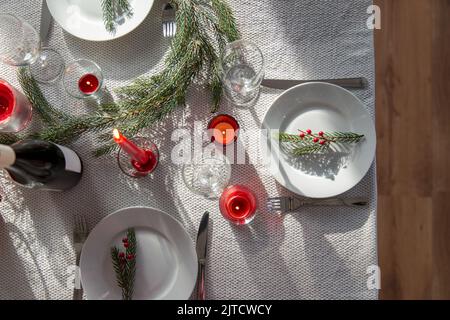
[277,129,365,156]
[111,228,137,300]
[101,0,133,34]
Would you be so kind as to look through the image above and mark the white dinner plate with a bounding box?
[47,0,154,41]
[80,207,198,300]
[262,82,376,198]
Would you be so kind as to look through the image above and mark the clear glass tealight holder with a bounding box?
[182,153,231,199]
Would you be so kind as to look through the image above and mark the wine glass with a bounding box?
[220,40,264,107]
[63,59,104,100]
[0,13,64,83]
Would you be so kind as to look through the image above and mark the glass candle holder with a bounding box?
[182,154,231,199]
[114,129,159,178]
[63,59,103,100]
[219,185,258,225]
[0,79,33,132]
[117,137,159,178]
[207,114,239,146]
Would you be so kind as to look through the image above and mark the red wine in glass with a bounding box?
[78,73,99,95]
[0,85,14,122]
[0,80,33,132]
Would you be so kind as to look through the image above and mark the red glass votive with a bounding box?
[207,114,239,146]
[0,79,32,132]
[219,185,257,225]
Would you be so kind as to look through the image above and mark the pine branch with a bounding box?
[101,0,116,34]
[322,131,365,143]
[102,0,133,34]
[124,228,137,299]
[278,130,365,156]
[17,67,69,125]
[117,0,133,18]
[111,228,137,300]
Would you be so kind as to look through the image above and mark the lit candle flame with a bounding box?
[113,128,121,142]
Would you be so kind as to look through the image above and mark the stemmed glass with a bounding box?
[63,59,104,101]
[220,40,264,107]
[0,13,64,83]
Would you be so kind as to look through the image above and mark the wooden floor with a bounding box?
[374,0,450,299]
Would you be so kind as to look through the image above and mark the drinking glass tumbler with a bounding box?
[220,40,264,107]
[0,79,33,132]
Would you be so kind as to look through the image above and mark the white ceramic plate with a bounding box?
[80,207,198,300]
[262,82,376,198]
[47,0,154,41]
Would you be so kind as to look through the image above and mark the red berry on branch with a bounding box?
[320,140,326,145]
[122,238,128,243]
[118,252,125,259]
[318,131,324,137]
[127,254,134,260]
[313,137,319,143]
[123,242,129,248]
[299,133,305,139]
[306,129,312,135]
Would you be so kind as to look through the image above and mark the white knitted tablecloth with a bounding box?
[0,0,378,300]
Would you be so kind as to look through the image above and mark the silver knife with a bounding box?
[40,0,53,45]
[261,77,368,90]
[196,211,209,300]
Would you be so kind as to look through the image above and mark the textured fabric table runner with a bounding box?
[0,0,378,299]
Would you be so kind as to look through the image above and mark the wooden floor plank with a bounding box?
[374,0,450,299]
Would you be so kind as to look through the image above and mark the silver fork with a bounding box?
[162,2,176,38]
[267,196,368,213]
[73,215,89,300]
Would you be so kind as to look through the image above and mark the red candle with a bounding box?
[78,73,99,94]
[113,129,150,166]
[219,185,257,225]
[207,114,239,145]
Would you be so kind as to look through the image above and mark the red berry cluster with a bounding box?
[298,129,328,145]
[118,237,134,261]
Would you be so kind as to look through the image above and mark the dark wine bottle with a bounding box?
[0,140,83,191]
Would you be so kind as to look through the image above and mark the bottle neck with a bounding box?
[0,144,16,168]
